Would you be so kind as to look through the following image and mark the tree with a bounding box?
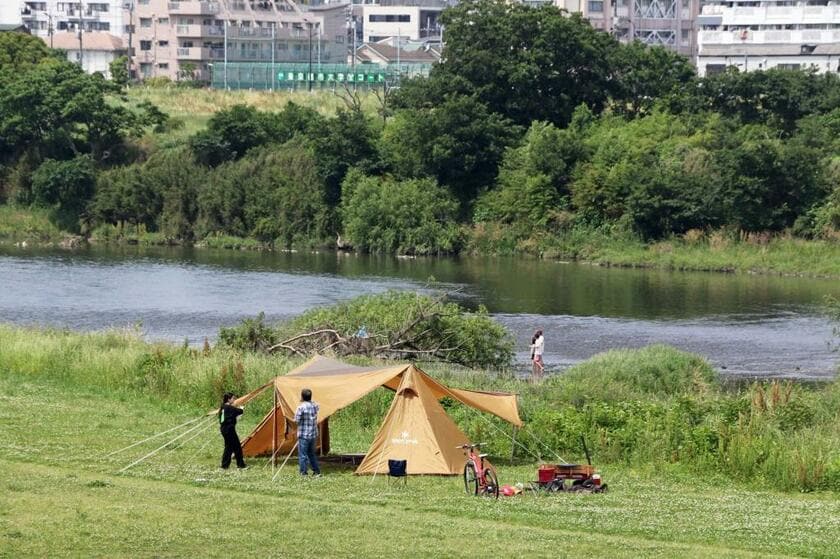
[380,95,519,207]
[189,104,269,166]
[109,55,129,87]
[0,32,55,70]
[424,0,619,127]
[672,68,840,134]
[474,119,588,228]
[0,59,144,164]
[340,170,462,255]
[196,141,329,247]
[31,155,97,232]
[609,41,696,116]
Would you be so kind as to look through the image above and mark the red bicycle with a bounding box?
[458,443,499,499]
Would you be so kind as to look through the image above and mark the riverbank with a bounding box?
[1,325,837,493]
[4,206,840,278]
[5,373,840,557]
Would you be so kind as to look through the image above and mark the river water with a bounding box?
[0,245,837,380]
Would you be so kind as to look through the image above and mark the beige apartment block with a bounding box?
[127,0,348,81]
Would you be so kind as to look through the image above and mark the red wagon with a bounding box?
[533,438,608,493]
[535,463,607,492]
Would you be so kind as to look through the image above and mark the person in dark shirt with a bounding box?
[218,392,247,469]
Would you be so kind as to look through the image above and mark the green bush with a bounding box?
[221,291,514,370]
[31,155,97,233]
[340,170,462,255]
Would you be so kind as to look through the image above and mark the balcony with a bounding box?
[699,29,840,45]
[701,4,840,25]
[175,24,224,36]
[167,1,220,15]
[176,46,209,59]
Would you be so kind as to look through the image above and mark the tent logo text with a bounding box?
[391,431,419,445]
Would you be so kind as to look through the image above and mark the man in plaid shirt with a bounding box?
[294,388,321,476]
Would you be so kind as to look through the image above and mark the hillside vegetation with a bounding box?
[1,2,839,276]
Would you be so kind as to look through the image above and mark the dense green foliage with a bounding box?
[340,171,462,254]
[2,7,840,255]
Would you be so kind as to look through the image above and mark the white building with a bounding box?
[356,0,448,43]
[0,3,23,25]
[20,1,125,38]
[48,30,125,76]
[697,0,840,76]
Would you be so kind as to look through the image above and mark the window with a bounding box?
[158,40,169,47]
[158,18,169,24]
[139,0,150,4]
[369,14,411,23]
[588,1,604,12]
[777,63,801,70]
[681,28,690,45]
[140,40,152,51]
[705,64,726,75]
[140,18,152,28]
[158,63,169,69]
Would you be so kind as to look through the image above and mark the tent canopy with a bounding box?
[237,356,522,475]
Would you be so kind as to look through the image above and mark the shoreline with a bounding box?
[3,231,840,280]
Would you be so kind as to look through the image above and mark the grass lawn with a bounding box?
[123,85,380,144]
[2,372,839,558]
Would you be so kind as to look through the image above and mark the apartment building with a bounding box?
[697,0,840,76]
[552,0,698,56]
[129,0,348,80]
[20,1,124,36]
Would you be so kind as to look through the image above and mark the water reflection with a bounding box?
[0,245,837,378]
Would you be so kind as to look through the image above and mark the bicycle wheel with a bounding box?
[483,467,500,499]
[463,462,479,495]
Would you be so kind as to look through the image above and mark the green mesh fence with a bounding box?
[210,62,431,90]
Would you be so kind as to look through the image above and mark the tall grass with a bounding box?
[1,325,837,491]
[0,206,63,243]
[123,85,380,144]
[468,223,840,277]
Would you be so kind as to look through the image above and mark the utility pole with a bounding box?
[42,11,54,49]
[271,22,276,91]
[308,20,312,92]
[127,1,134,81]
[223,21,228,90]
[78,0,84,69]
[351,19,356,69]
[317,21,321,69]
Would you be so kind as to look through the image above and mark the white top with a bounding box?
[531,335,544,357]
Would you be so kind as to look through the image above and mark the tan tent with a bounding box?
[234,356,522,475]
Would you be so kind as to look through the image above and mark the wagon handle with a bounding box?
[580,435,592,466]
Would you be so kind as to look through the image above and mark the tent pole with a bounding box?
[118,417,212,473]
[272,440,298,481]
[510,425,517,466]
[107,416,204,457]
[272,387,278,475]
